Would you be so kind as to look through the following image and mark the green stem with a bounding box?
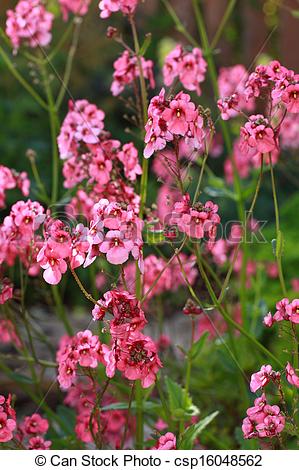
[269,153,287,297]
[40,63,60,205]
[210,0,237,50]
[162,0,199,47]
[0,44,48,110]
[193,245,283,367]
[51,285,73,336]
[55,19,82,110]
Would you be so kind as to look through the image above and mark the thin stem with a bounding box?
[39,62,60,205]
[120,383,135,449]
[162,0,199,47]
[55,19,82,109]
[51,285,73,336]
[70,267,99,305]
[210,0,237,50]
[269,153,287,297]
[194,244,283,367]
[0,44,48,111]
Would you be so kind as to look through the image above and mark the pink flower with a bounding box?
[0,278,13,305]
[242,394,285,440]
[116,331,162,388]
[59,0,91,21]
[162,96,196,136]
[22,414,49,435]
[117,143,142,181]
[285,362,299,388]
[163,45,206,96]
[282,84,299,113]
[263,313,274,328]
[99,0,138,19]
[6,0,54,52]
[250,365,280,392]
[286,299,299,324]
[0,412,16,442]
[273,297,290,321]
[0,319,21,347]
[100,230,133,265]
[28,436,52,450]
[111,50,155,96]
[37,244,68,285]
[153,432,176,450]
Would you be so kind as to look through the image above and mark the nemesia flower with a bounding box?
[0,165,30,209]
[163,44,207,96]
[59,0,91,21]
[5,0,54,52]
[0,395,16,443]
[285,362,299,388]
[111,50,155,97]
[0,412,16,443]
[22,414,49,436]
[117,143,142,181]
[242,394,285,440]
[106,330,162,388]
[144,89,206,158]
[0,319,21,347]
[0,278,13,305]
[250,365,280,393]
[56,331,105,389]
[99,0,138,19]
[240,115,277,158]
[153,432,176,450]
[28,436,52,450]
[217,64,255,120]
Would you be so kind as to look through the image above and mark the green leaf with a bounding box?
[178,411,219,449]
[9,372,35,384]
[165,377,199,420]
[101,401,160,412]
[291,9,299,18]
[139,33,152,56]
[188,332,208,360]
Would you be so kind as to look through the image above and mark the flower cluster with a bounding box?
[263,298,299,327]
[99,0,139,19]
[6,0,54,52]
[0,165,30,209]
[0,200,45,278]
[59,0,91,21]
[37,196,144,284]
[0,395,16,443]
[239,114,277,162]
[0,319,21,347]
[18,413,51,449]
[93,289,162,388]
[250,365,281,393]
[242,394,285,439]
[64,380,133,446]
[111,50,155,96]
[163,44,207,96]
[58,99,141,215]
[57,330,105,389]
[169,193,220,242]
[217,65,255,120]
[144,89,206,158]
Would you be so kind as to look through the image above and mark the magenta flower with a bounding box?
[153,432,176,450]
[37,245,68,285]
[22,413,49,436]
[285,362,299,388]
[0,412,16,443]
[250,365,279,393]
[28,436,52,450]
[100,230,134,265]
[162,97,196,136]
